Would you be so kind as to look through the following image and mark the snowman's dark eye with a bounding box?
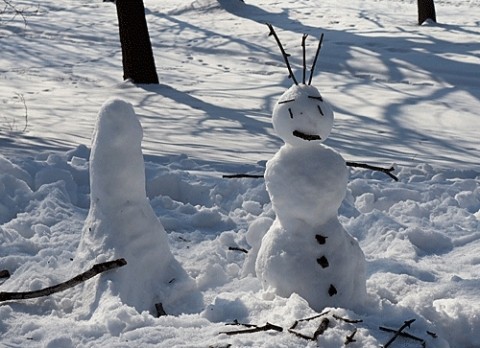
[279,99,296,104]
[288,108,294,118]
[308,95,323,102]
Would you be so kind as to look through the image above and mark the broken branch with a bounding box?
[222,173,263,179]
[382,319,416,348]
[0,258,127,302]
[155,302,167,317]
[222,322,283,336]
[345,329,358,345]
[380,326,425,344]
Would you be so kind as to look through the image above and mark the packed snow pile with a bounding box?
[74,98,201,316]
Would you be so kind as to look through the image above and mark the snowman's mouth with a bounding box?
[293,130,322,141]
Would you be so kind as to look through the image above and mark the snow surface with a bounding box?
[1,0,480,347]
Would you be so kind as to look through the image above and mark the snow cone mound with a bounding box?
[75,98,201,315]
[255,84,367,312]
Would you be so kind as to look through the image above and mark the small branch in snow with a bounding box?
[381,319,417,348]
[222,322,283,336]
[312,318,330,338]
[289,318,330,340]
[346,161,398,181]
[345,329,358,345]
[288,310,330,340]
[380,325,426,346]
[0,258,127,302]
[332,314,363,324]
[222,174,263,179]
[155,302,167,317]
[228,246,249,254]
[0,270,10,279]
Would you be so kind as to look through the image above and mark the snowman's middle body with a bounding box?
[255,142,367,311]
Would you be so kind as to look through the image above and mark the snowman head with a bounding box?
[273,84,334,146]
[267,24,334,146]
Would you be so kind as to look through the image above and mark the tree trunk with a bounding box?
[417,0,437,25]
[115,0,159,84]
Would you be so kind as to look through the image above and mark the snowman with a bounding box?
[254,26,367,312]
[75,98,201,316]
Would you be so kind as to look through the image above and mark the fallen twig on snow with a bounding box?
[332,313,363,324]
[345,329,358,345]
[155,302,167,317]
[382,319,417,348]
[288,310,331,340]
[0,258,127,302]
[222,173,263,179]
[222,321,283,336]
[380,325,426,346]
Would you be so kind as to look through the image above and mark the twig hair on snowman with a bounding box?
[253,24,367,312]
[267,23,334,147]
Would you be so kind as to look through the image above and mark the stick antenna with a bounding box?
[308,33,324,85]
[301,34,308,84]
[266,23,298,85]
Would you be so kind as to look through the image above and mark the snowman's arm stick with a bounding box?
[346,161,398,181]
[266,23,298,85]
[223,163,398,181]
[0,258,127,302]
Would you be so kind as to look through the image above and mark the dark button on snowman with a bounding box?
[255,25,367,311]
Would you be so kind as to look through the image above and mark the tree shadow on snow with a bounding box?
[212,1,480,167]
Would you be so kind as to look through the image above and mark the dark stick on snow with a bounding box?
[266,23,298,85]
[228,246,249,254]
[313,318,330,339]
[221,322,283,335]
[382,319,416,348]
[0,258,127,302]
[379,326,425,344]
[308,33,324,85]
[155,302,167,317]
[0,270,11,279]
[332,314,363,324]
[345,329,358,345]
[302,34,308,84]
[293,130,322,141]
[346,161,398,181]
[222,173,263,179]
[226,319,258,328]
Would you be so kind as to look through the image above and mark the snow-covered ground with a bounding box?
[1,0,479,347]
